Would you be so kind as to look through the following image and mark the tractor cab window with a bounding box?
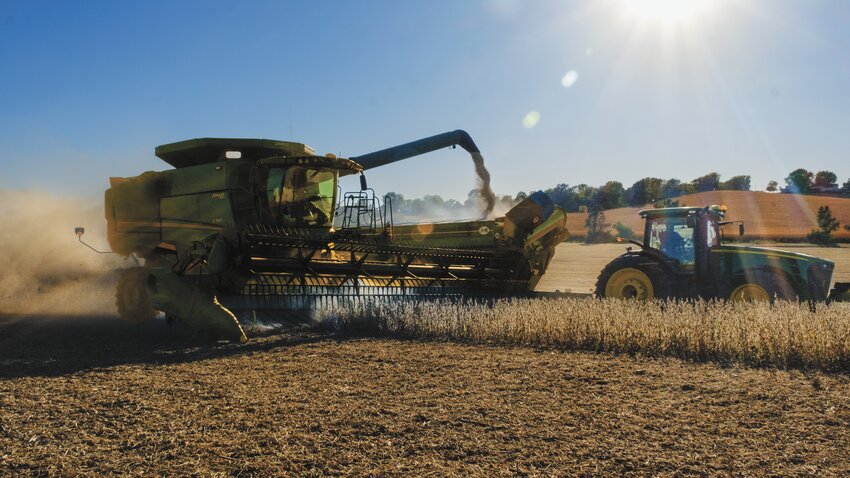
[648,216,695,265]
[266,166,337,227]
[706,217,719,247]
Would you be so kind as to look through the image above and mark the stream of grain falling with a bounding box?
[471,152,496,219]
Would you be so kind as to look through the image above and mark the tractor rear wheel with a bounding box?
[116,268,157,323]
[595,255,673,300]
[724,270,796,303]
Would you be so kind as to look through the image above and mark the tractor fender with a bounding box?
[828,283,850,302]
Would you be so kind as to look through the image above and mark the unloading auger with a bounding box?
[82,131,569,342]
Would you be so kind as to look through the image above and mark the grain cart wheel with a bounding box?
[724,270,796,303]
[116,268,157,323]
[595,255,673,300]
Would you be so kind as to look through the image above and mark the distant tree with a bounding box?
[720,175,751,191]
[661,178,684,199]
[807,205,840,246]
[463,189,481,209]
[691,172,721,192]
[625,177,664,206]
[814,171,838,189]
[766,180,779,192]
[612,221,637,240]
[594,181,625,210]
[785,168,814,194]
[570,184,598,211]
[545,183,579,211]
[514,191,528,202]
[584,204,612,243]
[842,179,850,194]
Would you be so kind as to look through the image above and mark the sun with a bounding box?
[623,0,712,25]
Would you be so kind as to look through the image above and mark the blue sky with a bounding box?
[2,0,849,201]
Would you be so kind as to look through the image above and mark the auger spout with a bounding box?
[351,130,495,217]
[350,130,480,170]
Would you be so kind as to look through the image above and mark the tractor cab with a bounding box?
[640,206,725,270]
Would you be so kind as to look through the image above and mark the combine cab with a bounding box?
[596,205,849,302]
[94,131,569,342]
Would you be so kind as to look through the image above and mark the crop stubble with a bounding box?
[2,243,850,476]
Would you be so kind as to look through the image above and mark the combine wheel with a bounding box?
[595,255,672,300]
[116,268,157,323]
[724,270,795,303]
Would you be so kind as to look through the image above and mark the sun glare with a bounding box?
[623,0,711,24]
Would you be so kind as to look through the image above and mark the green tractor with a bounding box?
[595,205,849,302]
[80,131,570,342]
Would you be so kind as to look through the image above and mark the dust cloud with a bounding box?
[471,152,496,219]
[0,190,126,316]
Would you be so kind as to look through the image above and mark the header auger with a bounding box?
[89,131,569,342]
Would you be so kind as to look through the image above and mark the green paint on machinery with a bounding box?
[97,132,570,342]
[595,205,850,302]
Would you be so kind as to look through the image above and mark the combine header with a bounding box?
[86,131,569,342]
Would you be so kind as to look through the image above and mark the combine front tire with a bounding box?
[116,268,157,323]
[595,255,672,300]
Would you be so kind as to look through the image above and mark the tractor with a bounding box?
[595,205,849,302]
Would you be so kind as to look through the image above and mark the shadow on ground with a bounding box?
[0,314,334,379]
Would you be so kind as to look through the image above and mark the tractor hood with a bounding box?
[712,244,835,268]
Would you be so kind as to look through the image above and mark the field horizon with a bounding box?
[565,190,850,241]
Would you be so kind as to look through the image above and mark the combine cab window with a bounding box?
[266,167,337,226]
[648,216,695,265]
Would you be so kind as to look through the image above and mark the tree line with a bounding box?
[383,168,848,222]
[779,169,850,194]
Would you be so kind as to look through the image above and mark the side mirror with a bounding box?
[75,227,85,238]
[739,224,745,236]
[359,174,368,191]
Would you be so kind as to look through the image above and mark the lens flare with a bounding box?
[623,0,711,24]
[523,111,541,129]
[561,70,579,88]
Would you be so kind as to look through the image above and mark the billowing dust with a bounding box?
[0,190,127,316]
[471,152,496,218]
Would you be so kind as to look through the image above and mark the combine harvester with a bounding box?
[78,131,570,342]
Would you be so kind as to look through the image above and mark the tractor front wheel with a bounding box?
[116,268,157,323]
[595,255,673,300]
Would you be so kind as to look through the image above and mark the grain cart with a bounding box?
[596,205,850,302]
[82,131,569,342]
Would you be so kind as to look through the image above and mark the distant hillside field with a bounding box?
[566,191,850,241]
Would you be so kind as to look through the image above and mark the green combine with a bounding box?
[81,131,570,342]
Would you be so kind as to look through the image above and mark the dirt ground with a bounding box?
[3,243,850,476]
[2,316,850,477]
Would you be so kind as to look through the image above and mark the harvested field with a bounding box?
[2,316,850,476]
[3,243,850,476]
[567,190,850,241]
